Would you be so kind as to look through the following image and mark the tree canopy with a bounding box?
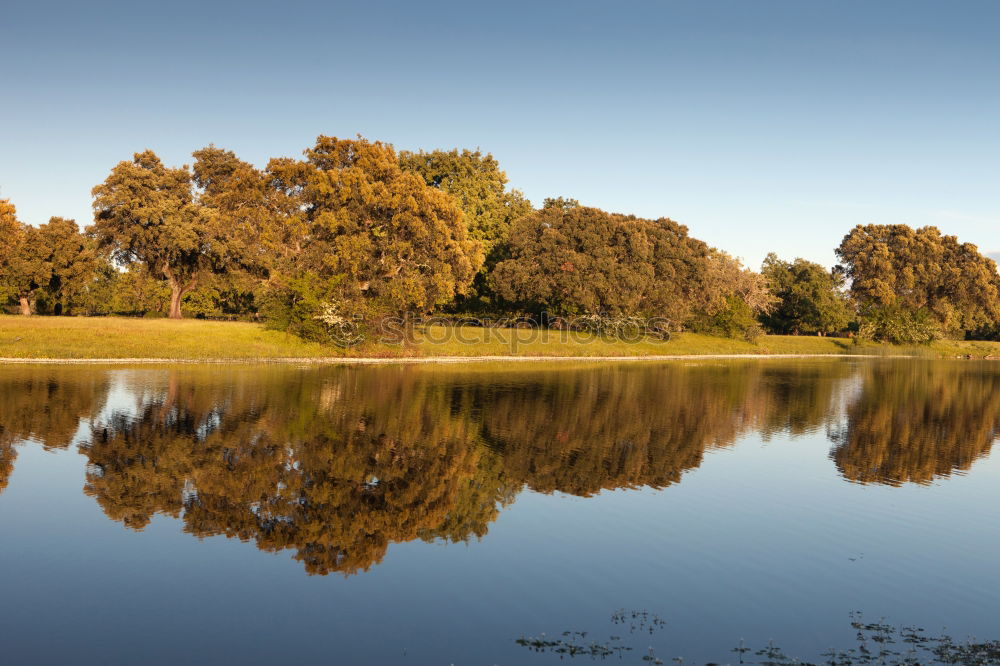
[11,133,1000,347]
[760,253,852,335]
[399,148,531,257]
[490,205,771,335]
[262,136,482,337]
[91,150,221,318]
[0,200,51,315]
[836,224,1000,335]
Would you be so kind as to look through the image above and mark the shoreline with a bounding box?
[0,353,919,365]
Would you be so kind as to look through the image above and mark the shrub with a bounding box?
[857,306,939,344]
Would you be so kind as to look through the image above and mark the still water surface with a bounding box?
[1,360,999,664]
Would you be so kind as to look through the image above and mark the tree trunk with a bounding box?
[18,296,31,316]
[168,283,184,319]
[165,269,198,319]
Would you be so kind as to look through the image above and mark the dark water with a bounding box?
[1,359,999,665]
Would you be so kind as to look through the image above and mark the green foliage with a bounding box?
[399,148,532,257]
[857,306,939,345]
[837,224,1000,335]
[37,217,98,314]
[542,197,580,210]
[0,201,51,313]
[91,150,225,318]
[689,294,765,341]
[490,205,772,339]
[399,148,533,312]
[260,271,341,342]
[760,253,853,334]
[263,136,481,339]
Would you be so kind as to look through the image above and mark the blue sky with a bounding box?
[1,0,997,268]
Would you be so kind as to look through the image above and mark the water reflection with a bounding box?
[1,360,997,575]
[830,362,1000,486]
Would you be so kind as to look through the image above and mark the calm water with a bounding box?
[1,359,999,665]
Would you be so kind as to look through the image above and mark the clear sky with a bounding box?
[2,0,997,268]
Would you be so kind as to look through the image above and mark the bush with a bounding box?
[259,272,335,342]
[857,306,939,344]
[689,295,764,342]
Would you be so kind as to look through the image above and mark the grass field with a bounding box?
[2,315,1000,360]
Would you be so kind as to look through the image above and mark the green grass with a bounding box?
[2,315,1000,360]
[0,316,332,359]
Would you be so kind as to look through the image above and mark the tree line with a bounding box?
[3,135,1000,343]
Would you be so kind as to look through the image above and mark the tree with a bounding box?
[38,217,97,315]
[189,145,287,317]
[399,148,532,257]
[760,253,852,335]
[192,145,284,275]
[542,197,580,210]
[264,136,481,338]
[399,148,532,310]
[0,200,50,315]
[491,206,678,316]
[0,199,28,313]
[836,224,1000,334]
[91,150,221,318]
[490,205,772,336]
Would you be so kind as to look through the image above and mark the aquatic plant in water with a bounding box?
[516,611,1000,664]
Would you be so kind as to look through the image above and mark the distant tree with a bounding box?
[542,197,580,210]
[191,145,286,274]
[264,136,481,338]
[760,253,852,335]
[836,224,1000,335]
[91,150,221,318]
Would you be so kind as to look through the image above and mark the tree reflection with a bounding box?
[82,367,512,575]
[831,362,1000,486]
[0,366,109,491]
[1,361,998,574]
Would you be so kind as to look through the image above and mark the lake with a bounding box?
[1,359,999,665]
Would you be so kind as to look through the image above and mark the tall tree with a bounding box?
[836,224,1000,333]
[760,253,852,335]
[0,199,27,313]
[264,136,481,337]
[91,150,219,318]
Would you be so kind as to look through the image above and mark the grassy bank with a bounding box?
[2,315,1000,360]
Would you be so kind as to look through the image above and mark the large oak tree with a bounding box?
[490,205,771,333]
[91,150,220,318]
[265,136,481,335]
[836,224,1000,334]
